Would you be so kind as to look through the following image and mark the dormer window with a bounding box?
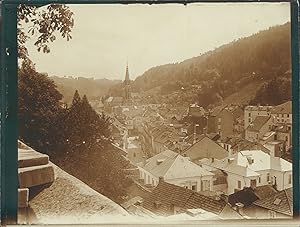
[154,201,162,209]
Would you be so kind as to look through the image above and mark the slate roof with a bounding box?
[253,188,293,216]
[246,116,271,132]
[142,181,236,217]
[228,185,278,208]
[221,137,270,154]
[271,101,292,114]
[253,185,278,200]
[228,187,259,207]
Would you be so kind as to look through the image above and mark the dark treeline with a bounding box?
[51,76,121,104]
[18,60,132,203]
[125,22,291,108]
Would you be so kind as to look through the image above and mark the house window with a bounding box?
[287,114,290,118]
[249,118,251,123]
[238,180,241,189]
[269,210,276,219]
[258,177,261,183]
[218,118,221,123]
[285,136,288,142]
[250,179,257,188]
[288,174,292,184]
[201,180,210,191]
[191,183,197,191]
[153,201,161,209]
[267,173,270,182]
[248,113,251,117]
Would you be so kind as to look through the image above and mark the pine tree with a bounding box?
[71,90,81,107]
[57,92,132,203]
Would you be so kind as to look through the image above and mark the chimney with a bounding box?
[228,157,234,164]
[247,156,254,164]
[219,193,228,202]
[159,176,164,183]
[272,176,277,190]
[203,127,207,136]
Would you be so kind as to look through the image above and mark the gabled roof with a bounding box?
[210,105,227,117]
[203,150,292,177]
[270,156,292,172]
[137,150,177,177]
[225,106,244,119]
[271,101,292,114]
[253,188,293,216]
[183,136,228,161]
[112,96,124,104]
[221,137,270,154]
[246,116,272,132]
[143,181,240,218]
[137,150,213,179]
[245,105,273,112]
[184,134,206,145]
[153,129,181,145]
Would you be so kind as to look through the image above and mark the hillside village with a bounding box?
[17,62,293,223]
[86,63,293,220]
[15,7,293,223]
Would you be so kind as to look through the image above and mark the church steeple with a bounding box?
[124,62,131,104]
[125,62,130,84]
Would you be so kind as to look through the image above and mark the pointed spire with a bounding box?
[125,62,130,82]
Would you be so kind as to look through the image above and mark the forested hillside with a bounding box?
[127,22,291,108]
[51,76,121,104]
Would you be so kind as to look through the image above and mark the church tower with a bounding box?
[124,63,131,104]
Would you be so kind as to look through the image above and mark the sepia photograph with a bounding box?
[16,2,293,224]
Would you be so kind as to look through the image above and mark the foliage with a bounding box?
[18,59,64,153]
[55,90,132,203]
[52,76,121,104]
[18,4,132,203]
[17,4,74,59]
[249,77,291,106]
[128,23,291,108]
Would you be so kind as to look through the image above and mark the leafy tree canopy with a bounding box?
[18,59,64,153]
[17,4,74,59]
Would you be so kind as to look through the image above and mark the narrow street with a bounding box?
[126,136,145,165]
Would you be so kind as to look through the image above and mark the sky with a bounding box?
[24,3,290,80]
